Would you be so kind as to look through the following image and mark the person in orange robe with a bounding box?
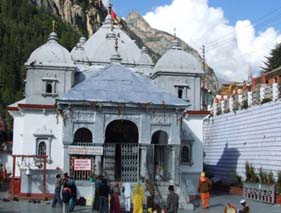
[198,172,212,209]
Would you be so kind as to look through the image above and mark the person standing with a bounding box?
[52,174,63,208]
[122,182,132,213]
[93,175,103,211]
[238,199,250,213]
[166,185,179,213]
[198,172,212,209]
[0,164,7,183]
[132,182,145,213]
[99,177,110,213]
[110,186,121,213]
[145,179,155,211]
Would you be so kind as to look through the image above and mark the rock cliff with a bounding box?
[30,0,221,94]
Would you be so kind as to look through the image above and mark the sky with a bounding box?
[103,0,281,82]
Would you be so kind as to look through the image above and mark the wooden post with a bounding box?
[12,155,16,198]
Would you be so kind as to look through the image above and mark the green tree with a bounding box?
[0,0,81,134]
[262,43,281,72]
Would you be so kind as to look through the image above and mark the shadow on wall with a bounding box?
[204,143,240,184]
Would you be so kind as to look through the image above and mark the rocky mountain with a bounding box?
[30,0,221,94]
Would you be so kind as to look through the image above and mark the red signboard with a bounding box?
[74,159,91,171]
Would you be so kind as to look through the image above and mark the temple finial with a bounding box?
[173,28,176,39]
[52,20,56,32]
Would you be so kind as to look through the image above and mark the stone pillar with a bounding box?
[229,97,234,112]
[220,99,225,113]
[139,146,147,178]
[238,93,243,109]
[170,146,176,184]
[272,83,279,101]
[260,86,265,102]
[247,91,253,107]
[95,155,102,175]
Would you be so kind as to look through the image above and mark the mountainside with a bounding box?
[125,12,221,95]
[0,0,221,131]
[30,0,221,93]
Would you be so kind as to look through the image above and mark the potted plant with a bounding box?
[243,162,275,203]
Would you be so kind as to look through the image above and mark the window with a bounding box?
[42,77,58,97]
[73,128,93,144]
[174,85,190,100]
[181,144,192,164]
[178,87,183,98]
[46,83,52,94]
[38,141,46,156]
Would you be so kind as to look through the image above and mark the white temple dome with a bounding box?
[84,15,141,66]
[25,32,74,66]
[153,39,203,74]
[71,37,89,63]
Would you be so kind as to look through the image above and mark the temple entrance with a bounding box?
[151,130,169,181]
[104,120,139,182]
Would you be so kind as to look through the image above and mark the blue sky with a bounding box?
[108,0,281,81]
[112,0,281,33]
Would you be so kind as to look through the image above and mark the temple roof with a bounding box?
[25,32,74,67]
[83,15,141,66]
[59,63,189,107]
[153,39,203,75]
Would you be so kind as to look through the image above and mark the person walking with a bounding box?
[122,182,132,213]
[132,182,145,213]
[198,172,212,209]
[166,185,179,213]
[52,174,63,208]
[99,177,110,213]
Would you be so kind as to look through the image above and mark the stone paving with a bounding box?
[0,194,281,213]
[1,183,281,212]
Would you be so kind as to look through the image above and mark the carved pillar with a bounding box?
[247,91,253,107]
[272,83,279,101]
[139,146,147,178]
[95,155,102,175]
[170,146,176,184]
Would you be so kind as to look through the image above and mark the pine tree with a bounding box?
[262,43,281,72]
[0,0,81,134]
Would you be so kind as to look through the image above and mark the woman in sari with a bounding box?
[132,183,145,213]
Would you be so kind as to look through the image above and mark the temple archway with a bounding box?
[151,130,169,181]
[104,120,139,181]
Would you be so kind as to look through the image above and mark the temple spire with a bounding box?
[52,20,56,32]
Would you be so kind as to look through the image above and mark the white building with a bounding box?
[8,13,207,205]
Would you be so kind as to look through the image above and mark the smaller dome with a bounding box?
[153,39,203,75]
[71,37,89,63]
[25,32,74,66]
[136,47,153,66]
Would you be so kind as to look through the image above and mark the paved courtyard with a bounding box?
[0,193,281,213]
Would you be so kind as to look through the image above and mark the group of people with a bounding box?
[51,172,77,212]
[91,176,179,213]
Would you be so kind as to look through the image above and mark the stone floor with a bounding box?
[1,182,281,212]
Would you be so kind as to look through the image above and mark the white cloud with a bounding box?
[144,0,281,82]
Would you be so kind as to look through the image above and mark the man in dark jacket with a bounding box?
[166,185,179,213]
[99,178,110,213]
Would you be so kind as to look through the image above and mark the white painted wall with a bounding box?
[11,109,64,179]
[204,100,281,183]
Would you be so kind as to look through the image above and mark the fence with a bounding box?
[212,83,281,115]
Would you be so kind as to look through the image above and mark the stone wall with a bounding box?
[203,100,281,183]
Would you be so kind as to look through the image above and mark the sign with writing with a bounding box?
[68,146,103,155]
[74,159,91,171]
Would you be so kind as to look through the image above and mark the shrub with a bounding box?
[276,171,281,194]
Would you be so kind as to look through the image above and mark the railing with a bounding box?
[243,182,275,204]
[212,83,281,115]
